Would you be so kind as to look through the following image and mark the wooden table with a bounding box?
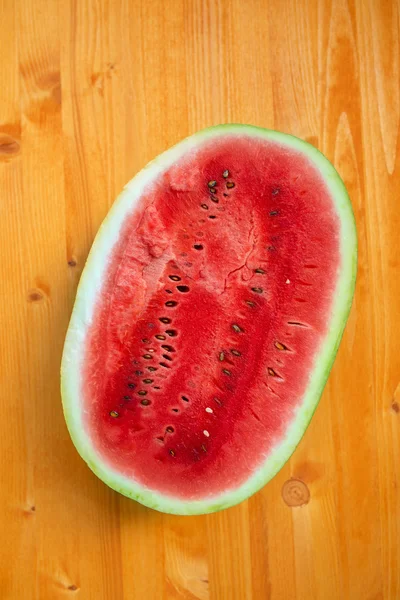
[1,1,399,598]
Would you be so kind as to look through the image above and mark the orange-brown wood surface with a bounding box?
[1,0,399,598]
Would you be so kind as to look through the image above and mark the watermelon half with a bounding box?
[61,125,357,515]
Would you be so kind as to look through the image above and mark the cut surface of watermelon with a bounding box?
[61,125,357,514]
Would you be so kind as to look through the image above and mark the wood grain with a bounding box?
[0,0,399,598]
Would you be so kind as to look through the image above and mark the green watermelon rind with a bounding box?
[61,124,357,515]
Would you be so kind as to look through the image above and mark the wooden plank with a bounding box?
[0,1,32,598]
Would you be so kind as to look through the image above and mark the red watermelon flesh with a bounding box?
[85,136,339,497]
[62,125,356,514]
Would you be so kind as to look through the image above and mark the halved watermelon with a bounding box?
[61,125,357,515]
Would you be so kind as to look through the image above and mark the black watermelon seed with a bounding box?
[165,329,178,337]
